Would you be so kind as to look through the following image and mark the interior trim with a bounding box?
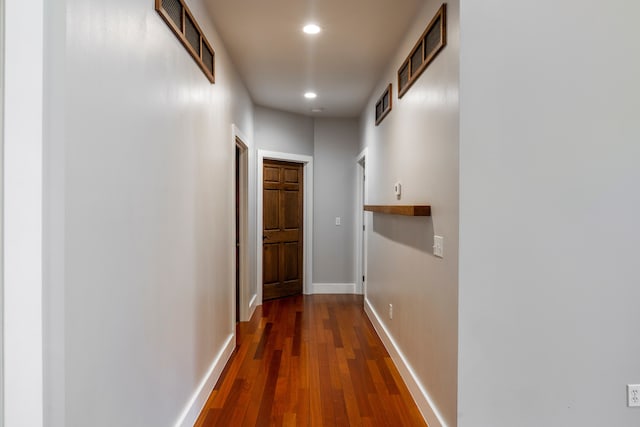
[355,149,367,296]
[364,298,448,427]
[173,333,235,427]
[311,283,357,294]
[232,124,251,322]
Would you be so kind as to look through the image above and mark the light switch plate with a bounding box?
[394,182,402,199]
[433,235,444,258]
[335,217,341,226]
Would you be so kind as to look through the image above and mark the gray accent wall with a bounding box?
[254,105,314,156]
[312,118,359,285]
[254,107,360,287]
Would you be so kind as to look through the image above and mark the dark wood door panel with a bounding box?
[263,189,279,230]
[263,166,280,183]
[263,244,280,285]
[283,191,300,229]
[262,159,303,301]
[283,242,299,281]
[283,168,299,183]
[263,229,299,242]
[263,281,301,300]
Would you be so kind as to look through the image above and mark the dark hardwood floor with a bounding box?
[195,294,427,426]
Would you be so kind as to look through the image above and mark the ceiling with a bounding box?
[205,0,424,117]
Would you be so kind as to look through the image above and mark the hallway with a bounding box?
[195,295,427,426]
[5,0,640,425]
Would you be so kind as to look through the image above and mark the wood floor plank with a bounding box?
[198,408,220,427]
[254,322,273,360]
[335,348,363,427]
[347,353,373,417]
[194,294,427,427]
[292,311,303,357]
[255,349,282,426]
[211,379,245,426]
[308,344,323,426]
[273,339,292,423]
[282,412,296,427]
[331,389,350,427]
[376,355,400,395]
[296,386,310,427]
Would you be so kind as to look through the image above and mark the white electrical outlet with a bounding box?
[389,304,393,319]
[335,217,341,226]
[628,384,640,407]
[433,235,444,258]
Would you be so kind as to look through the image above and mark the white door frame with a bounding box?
[355,148,368,296]
[231,125,251,323]
[3,0,45,425]
[257,150,313,302]
[0,0,5,421]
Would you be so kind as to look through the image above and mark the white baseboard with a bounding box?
[364,298,448,427]
[248,294,258,319]
[174,333,235,427]
[312,283,357,294]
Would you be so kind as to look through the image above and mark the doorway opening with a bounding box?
[235,145,241,322]
[233,129,249,324]
[0,0,4,417]
[356,149,367,296]
[262,159,304,300]
[256,150,313,303]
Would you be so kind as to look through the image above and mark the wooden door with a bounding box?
[263,160,303,300]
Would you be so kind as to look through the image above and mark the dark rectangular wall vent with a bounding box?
[156,0,215,83]
[184,14,200,55]
[375,84,393,126]
[202,43,214,76]
[398,3,447,98]
[162,0,182,29]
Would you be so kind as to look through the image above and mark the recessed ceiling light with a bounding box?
[311,108,324,113]
[304,92,317,99]
[303,24,321,34]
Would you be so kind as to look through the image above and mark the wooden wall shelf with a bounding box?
[364,205,431,217]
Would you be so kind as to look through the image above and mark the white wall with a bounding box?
[3,0,45,425]
[43,0,254,425]
[359,1,460,426]
[312,118,360,287]
[458,1,640,426]
[42,0,66,424]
